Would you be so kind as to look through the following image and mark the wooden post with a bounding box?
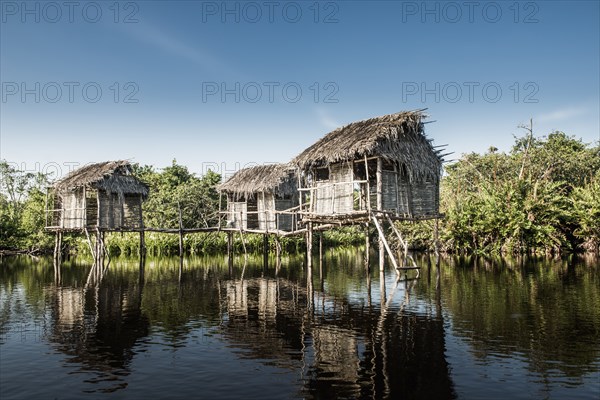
[227,231,234,259]
[53,231,59,262]
[376,157,384,272]
[139,194,146,259]
[319,232,323,279]
[263,234,269,270]
[306,222,313,269]
[364,155,371,212]
[57,232,63,265]
[434,217,440,257]
[274,235,281,273]
[379,268,386,308]
[178,202,184,258]
[364,222,370,272]
[82,186,87,228]
[96,190,101,230]
[139,230,146,257]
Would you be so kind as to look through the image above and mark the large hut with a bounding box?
[293,110,443,224]
[46,160,148,231]
[218,163,298,232]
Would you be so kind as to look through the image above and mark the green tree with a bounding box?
[133,160,222,230]
[0,161,50,250]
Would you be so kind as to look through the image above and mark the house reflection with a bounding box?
[220,274,455,399]
[45,280,149,394]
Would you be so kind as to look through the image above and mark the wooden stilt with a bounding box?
[376,158,384,272]
[57,232,63,265]
[434,218,440,257]
[274,236,281,274]
[179,256,184,283]
[378,235,385,272]
[379,269,386,307]
[238,227,248,258]
[84,228,96,261]
[275,236,281,260]
[364,222,370,272]
[263,234,269,270]
[178,202,184,258]
[306,222,313,269]
[101,231,111,270]
[372,216,400,272]
[306,248,313,311]
[53,232,59,262]
[319,232,323,273]
[139,231,146,258]
[227,231,234,259]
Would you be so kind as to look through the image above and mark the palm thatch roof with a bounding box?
[293,110,442,181]
[54,160,149,197]
[218,163,297,200]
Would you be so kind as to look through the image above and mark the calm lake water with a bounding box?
[1,251,599,399]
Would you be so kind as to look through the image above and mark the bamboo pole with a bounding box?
[57,232,63,265]
[53,231,59,262]
[139,194,146,259]
[306,222,313,269]
[434,217,440,257]
[364,222,370,272]
[364,155,371,212]
[386,215,408,259]
[372,215,399,271]
[319,232,323,279]
[84,228,96,262]
[178,202,184,258]
[376,157,384,271]
[238,225,248,258]
[227,231,233,259]
[263,234,269,270]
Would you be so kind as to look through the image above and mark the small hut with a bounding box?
[218,164,298,232]
[293,110,443,223]
[47,160,149,231]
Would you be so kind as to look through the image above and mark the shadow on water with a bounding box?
[0,251,598,399]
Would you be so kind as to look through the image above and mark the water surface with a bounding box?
[1,252,598,399]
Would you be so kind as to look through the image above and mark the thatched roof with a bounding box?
[293,110,442,181]
[218,164,297,200]
[54,160,149,197]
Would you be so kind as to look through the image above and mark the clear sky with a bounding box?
[1,0,599,180]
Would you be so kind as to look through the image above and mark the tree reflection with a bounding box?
[44,264,149,394]
[2,252,598,399]
[437,255,600,379]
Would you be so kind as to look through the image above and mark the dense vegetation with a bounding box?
[400,130,599,255]
[1,130,598,256]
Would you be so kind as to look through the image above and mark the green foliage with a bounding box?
[0,161,50,251]
[571,174,600,252]
[135,160,221,229]
[401,130,600,255]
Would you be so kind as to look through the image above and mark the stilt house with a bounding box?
[218,164,299,232]
[46,161,148,231]
[293,111,443,224]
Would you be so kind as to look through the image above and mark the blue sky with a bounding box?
[1,0,599,180]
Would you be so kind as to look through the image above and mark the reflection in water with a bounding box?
[0,253,598,399]
[220,259,455,399]
[45,276,148,393]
